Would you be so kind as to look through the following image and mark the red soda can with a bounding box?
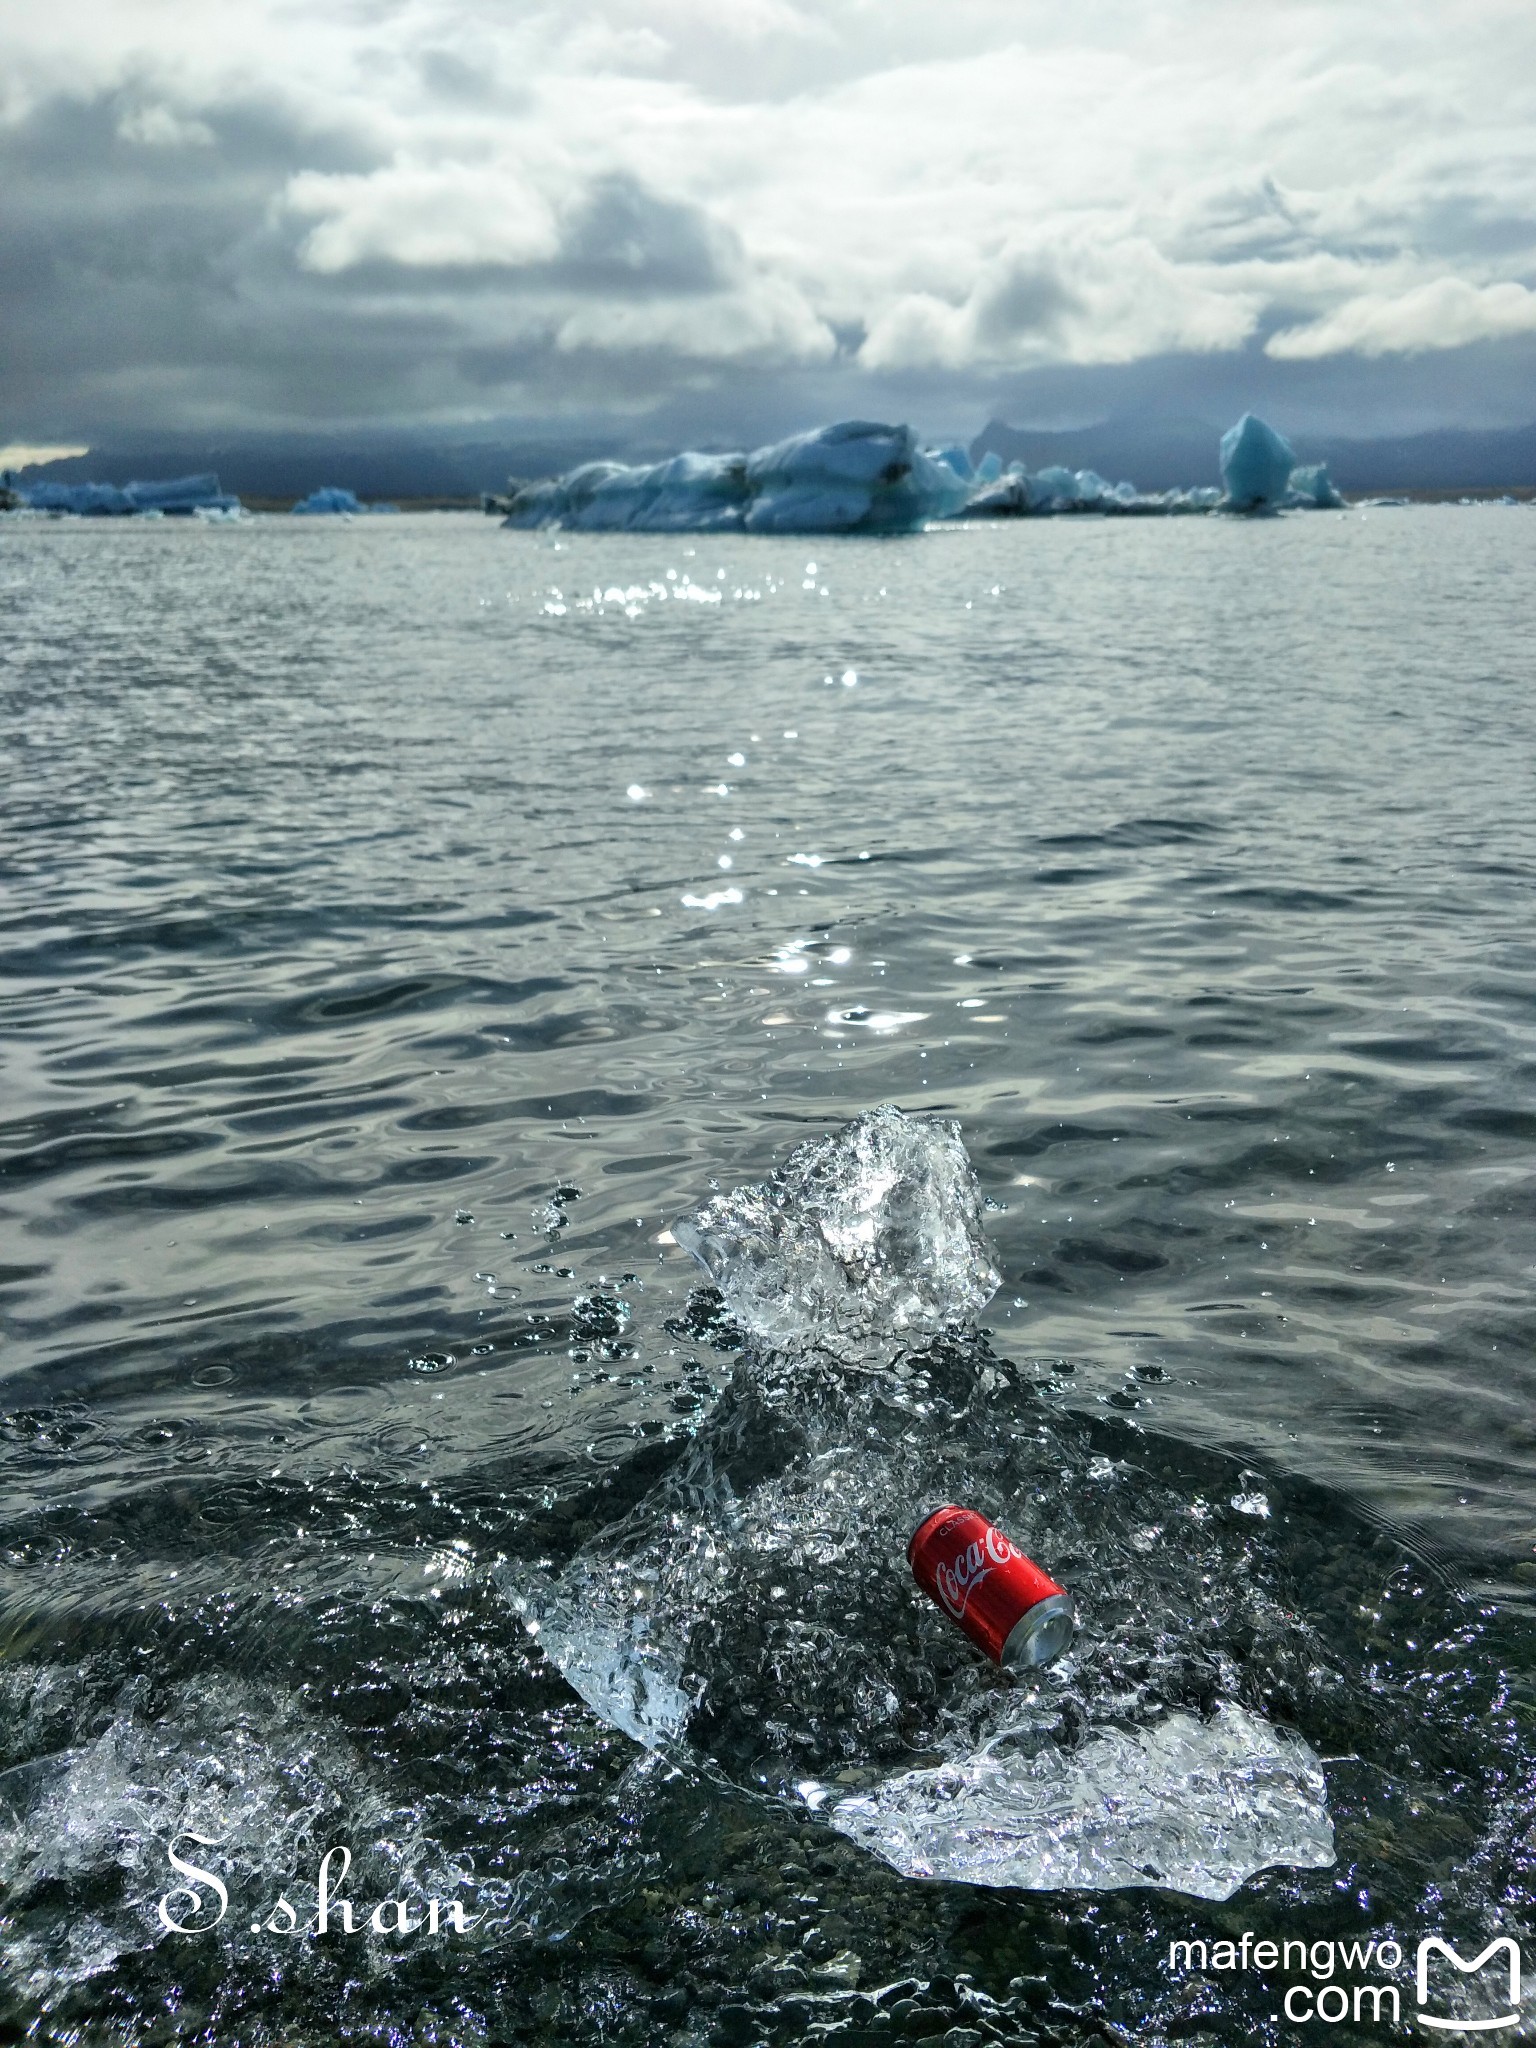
[908,1505,1074,1669]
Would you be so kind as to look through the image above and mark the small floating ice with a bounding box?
[507,1108,1340,1906]
[672,1104,1000,1366]
[291,486,399,515]
[818,1703,1333,1902]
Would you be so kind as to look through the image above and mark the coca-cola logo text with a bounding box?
[935,1525,1017,1620]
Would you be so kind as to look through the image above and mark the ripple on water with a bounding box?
[0,511,1533,2039]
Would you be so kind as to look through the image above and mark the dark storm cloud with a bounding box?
[556,175,739,297]
[0,83,816,438]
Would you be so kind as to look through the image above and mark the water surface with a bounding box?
[1,507,1532,2043]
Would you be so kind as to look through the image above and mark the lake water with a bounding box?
[1,507,1533,2043]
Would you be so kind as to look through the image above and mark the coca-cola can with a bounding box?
[908,1504,1074,1670]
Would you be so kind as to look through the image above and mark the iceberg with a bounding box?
[1219,413,1295,511]
[502,421,973,535]
[672,1104,1000,1367]
[930,443,975,482]
[1286,461,1346,509]
[291,485,398,515]
[500,413,1345,533]
[744,421,974,533]
[964,464,1220,518]
[964,416,1343,519]
[122,473,239,514]
[506,451,749,533]
[14,473,240,517]
[18,480,135,516]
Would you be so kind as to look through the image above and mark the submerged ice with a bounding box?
[507,1109,1338,1903]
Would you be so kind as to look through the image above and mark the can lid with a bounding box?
[906,1504,966,1564]
[1001,1593,1075,1671]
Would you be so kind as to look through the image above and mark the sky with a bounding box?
[3,0,1535,457]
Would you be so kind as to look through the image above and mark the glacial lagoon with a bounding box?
[1,504,1533,2043]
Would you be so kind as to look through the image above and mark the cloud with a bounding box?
[554,274,834,363]
[117,104,214,148]
[0,442,89,469]
[1267,276,1536,358]
[288,161,562,273]
[859,238,1259,371]
[2,1,1535,441]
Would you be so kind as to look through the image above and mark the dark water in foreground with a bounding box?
[1,508,1532,2044]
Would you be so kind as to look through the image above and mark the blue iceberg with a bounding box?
[123,473,240,514]
[291,486,398,515]
[1285,462,1345,510]
[744,421,973,533]
[966,417,1339,520]
[17,480,134,516]
[14,473,239,517]
[965,465,1220,518]
[930,443,975,482]
[498,413,1345,535]
[506,451,750,533]
[503,420,973,535]
[1219,413,1295,511]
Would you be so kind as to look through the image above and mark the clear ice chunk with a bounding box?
[817,1703,1334,1902]
[671,1104,1001,1365]
[506,1362,1340,1903]
[506,1114,1340,1903]
[505,1573,693,1749]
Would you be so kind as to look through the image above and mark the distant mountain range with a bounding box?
[970,416,1536,494]
[1,435,616,505]
[7,416,1536,502]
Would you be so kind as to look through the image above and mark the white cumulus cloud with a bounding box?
[287,160,562,273]
[1268,277,1536,359]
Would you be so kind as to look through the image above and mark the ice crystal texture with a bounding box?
[507,1573,693,1750]
[672,1104,1001,1365]
[819,1703,1333,1902]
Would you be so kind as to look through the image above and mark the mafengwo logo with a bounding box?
[1416,1936,1521,2033]
[1165,1929,1524,2031]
